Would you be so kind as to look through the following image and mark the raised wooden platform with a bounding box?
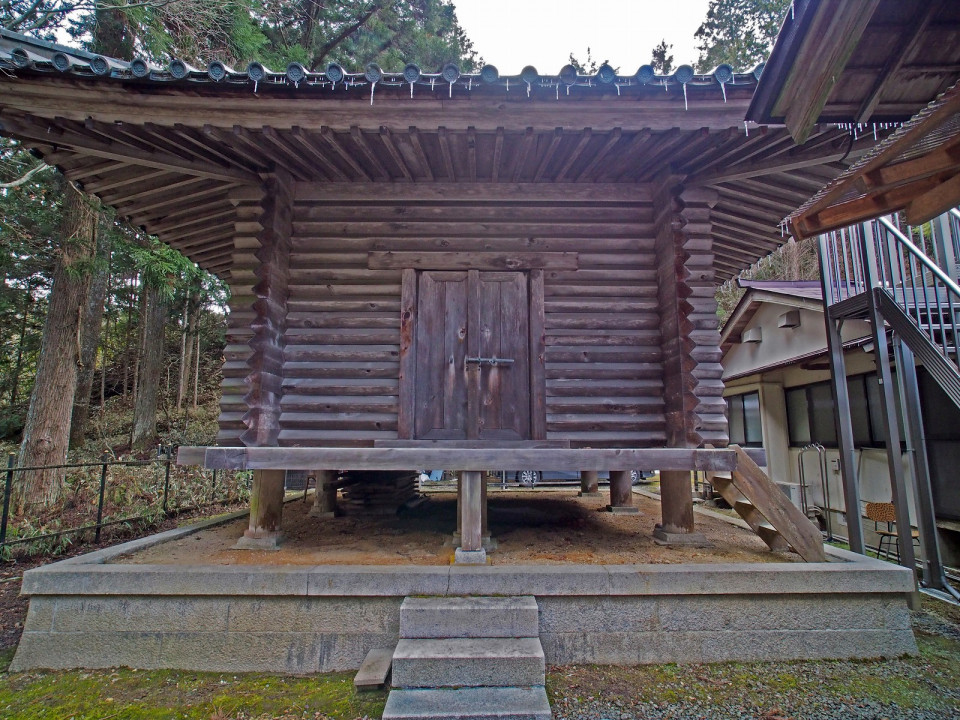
[177,445,766,471]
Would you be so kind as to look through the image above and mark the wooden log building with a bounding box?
[0,28,884,560]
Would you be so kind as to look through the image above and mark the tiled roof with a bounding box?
[0,27,761,102]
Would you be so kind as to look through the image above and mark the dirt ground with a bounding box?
[117,488,800,566]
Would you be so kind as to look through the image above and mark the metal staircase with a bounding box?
[818,208,960,598]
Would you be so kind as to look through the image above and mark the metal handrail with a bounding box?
[878,216,960,297]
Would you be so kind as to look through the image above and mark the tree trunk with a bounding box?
[69,214,111,449]
[131,281,168,450]
[8,291,31,408]
[192,324,201,409]
[16,179,96,510]
[176,295,189,410]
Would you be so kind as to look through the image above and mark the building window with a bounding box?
[785,373,894,448]
[727,391,763,447]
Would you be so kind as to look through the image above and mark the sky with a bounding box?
[451,0,714,75]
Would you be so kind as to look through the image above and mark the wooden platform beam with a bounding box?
[180,446,763,471]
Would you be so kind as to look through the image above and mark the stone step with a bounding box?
[392,637,545,688]
[353,647,393,691]
[400,596,539,639]
[382,686,552,720]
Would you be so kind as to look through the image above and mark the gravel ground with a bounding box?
[547,596,960,720]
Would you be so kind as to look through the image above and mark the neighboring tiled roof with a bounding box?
[788,79,960,236]
[737,280,824,301]
[0,27,761,102]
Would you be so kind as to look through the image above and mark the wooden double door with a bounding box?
[403,269,541,441]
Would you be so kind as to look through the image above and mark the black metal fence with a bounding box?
[0,446,250,555]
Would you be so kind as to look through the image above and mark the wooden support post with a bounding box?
[309,469,337,518]
[653,470,704,541]
[579,470,600,497]
[455,470,486,564]
[235,469,285,549]
[652,184,722,546]
[607,470,638,514]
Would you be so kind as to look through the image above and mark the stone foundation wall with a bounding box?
[11,517,918,672]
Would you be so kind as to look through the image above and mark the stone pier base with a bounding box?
[10,514,918,673]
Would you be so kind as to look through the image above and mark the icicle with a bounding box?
[409,82,414,99]
[744,120,749,137]
[370,80,377,105]
[449,80,453,98]
[431,78,435,90]
[791,1,795,19]
[683,83,688,110]
[253,80,258,93]
[873,123,877,141]
[506,78,509,91]
[526,80,531,98]
[615,84,621,96]
[556,83,560,100]
[566,84,570,96]
[468,78,472,91]
[721,82,727,102]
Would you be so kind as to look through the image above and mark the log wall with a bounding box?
[218,182,721,449]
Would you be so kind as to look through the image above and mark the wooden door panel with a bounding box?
[475,272,530,440]
[414,271,468,439]
[410,269,536,441]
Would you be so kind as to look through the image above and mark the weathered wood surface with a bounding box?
[238,171,293,448]
[373,440,571,448]
[194,446,750,471]
[655,186,728,449]
[222,197,665,450]
[728,446,826,563]
[368,251,578,271]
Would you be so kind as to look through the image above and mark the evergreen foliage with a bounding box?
[694,0,791,72]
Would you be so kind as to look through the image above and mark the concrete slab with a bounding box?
[391,637,545,688]
[382,686,551,720]
[354,647,394,691]
[400,596,538,639]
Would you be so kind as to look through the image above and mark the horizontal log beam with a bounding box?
[367,251,578,271]
[294,182,653,204]
[181,445,766,471]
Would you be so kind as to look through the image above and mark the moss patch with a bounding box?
[0,669,387,720]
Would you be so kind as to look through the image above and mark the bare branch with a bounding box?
[309,2,382,71]
[0,162,50,188]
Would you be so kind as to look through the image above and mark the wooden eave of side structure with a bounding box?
[790,79,960,239]
[749,0,960,143]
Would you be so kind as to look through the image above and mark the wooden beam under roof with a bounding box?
[855,0,943,123]
[791,80,960,238]
[0,112,258,184]
[775,0,881,143]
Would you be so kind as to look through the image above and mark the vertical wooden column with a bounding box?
[455,471,487,564]
[652,185,723,546]
[659,471,696,534]
[236,469,286,548]
[579,470,600,497]
[233,172,294,549]
[309,469,338,518]
[608,470,638,513]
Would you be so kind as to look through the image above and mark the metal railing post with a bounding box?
[95,450,109,543]
[0,453,15,546]
[818,232,865,554]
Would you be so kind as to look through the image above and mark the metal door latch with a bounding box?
[465,356,514,366]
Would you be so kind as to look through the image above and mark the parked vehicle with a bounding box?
[513,469,654,487]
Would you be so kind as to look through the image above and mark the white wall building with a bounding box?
[721,280,960,565]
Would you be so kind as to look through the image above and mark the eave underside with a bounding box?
[0,78,887,280]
